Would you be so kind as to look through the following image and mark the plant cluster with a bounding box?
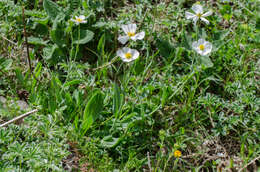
[0,0,259,171]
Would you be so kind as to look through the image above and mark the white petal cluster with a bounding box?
[71,15,87,25]
[116,23,144,62]
[116,47,140,62]
[185,4,212,25]
[192,39,212,56]
[118,24,145,44]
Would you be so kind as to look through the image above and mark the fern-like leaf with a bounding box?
[69,0,80,12]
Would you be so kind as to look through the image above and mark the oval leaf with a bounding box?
[81,90,104,135]
[73,29,94,44]
[43,0,61,20]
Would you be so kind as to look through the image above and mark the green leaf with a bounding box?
[32,62,42,90]
[63,79,82,88]
[73,29,94,44]
[50,16,66,47]
[161,86,168,107]
[43,44,58,60]
[33,17,49,25]
[156,38,175,59]
[92,21,106,28]
[199,56,213,68]
[182,30,192,50]
[15,68,24,85]
[68,0,80,13]
[28,37,48,46]
[43,0,61,20]
[213,30,230,50]
[0,58,13,70]
[43,44,65,64]
[113,83,124,119]
[81,90,104,135]
[97,33,105,55]
[32,23,49,36]
[101,136,120,148]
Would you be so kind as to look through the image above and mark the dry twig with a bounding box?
[0,109,38,127]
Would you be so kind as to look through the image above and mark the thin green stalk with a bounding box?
[74,24,81,62]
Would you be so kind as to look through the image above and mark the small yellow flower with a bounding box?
[174,150,182,158]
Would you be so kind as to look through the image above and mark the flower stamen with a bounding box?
[76,18,83,22]
[127,32,135,37]
[197,13,202,18]
[199,44,205,50]
[125,53,132,59]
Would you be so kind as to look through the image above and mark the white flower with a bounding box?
[118,24,145,44]
[192,38,212,56]
[71,15,87,25]
[185,4,212,25]
[116,47,140,62]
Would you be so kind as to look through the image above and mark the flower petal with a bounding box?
[122,47,131,54]
[192,41,199,50]
[131,31,145,41]
[116,49,125,59]
[202,11,213,17]
[198,50,205,56]
[203,42,212,55]
[130,49,140,61]
[79,15,85,20]
[121,56,131,62]
[193,17,199,25]
[185,12,196,19]
[128,24,137,33]
[198,38,205,45]
[118,36,129,44]
[192,4,203,14]
[122,25,130,34]
[200,17,210,25]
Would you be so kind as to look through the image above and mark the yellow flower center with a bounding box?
[197,13,202,18]
[125,53,132,59]
[127,32,135,37]
[199,44,205,50]
[174,150,182,158]
[76,18,83,22]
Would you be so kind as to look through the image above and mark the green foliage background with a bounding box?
[0,0,259,171]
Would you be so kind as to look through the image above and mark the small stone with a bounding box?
[16,100,29,110]
[239,44,245,51]
[0,96,7,108]
[0,96,6,104]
